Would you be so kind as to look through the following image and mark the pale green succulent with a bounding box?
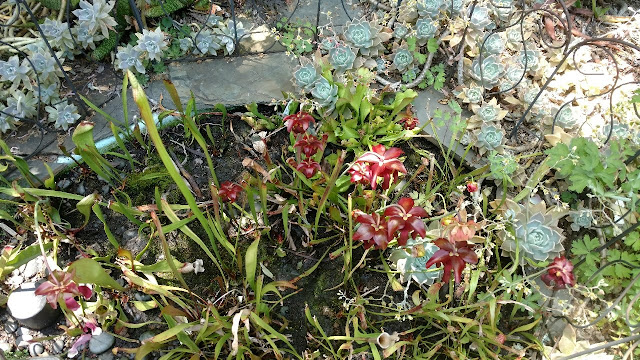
[570,210,593,231]
[0,55,30,90]
[311,78,338,113]
[464,85,484,104]
[492,0,513,20]
[343,18,388,57]
[0,104,19,133]
[417,0,444,18]
[501,204,565,263]
[73,23,101,50]
[40,19,75,53]
[115,44,145,73]
[470,6,493,30]
[293,64,318,91]
[72,0,117,39]
[489,151,517,181]
[554,106,577,128]
[477,102,501,122]
[470,55,504,88]
[443,0,464,14]
[191,29,222,55]
[215,20,246,55]
[389,238,442,286]
[393,24,409,39]
[329,44,356,72]
[415,17,438,41]
[36,83,59,105]
[482,33,504,54]
[46,101,81,130]
[393,48,414,72]
[31,50,61,84]
[179,37,193,52]
[135,28,168,61]
[6,90,37,119]
[476,124,504,152]
[518,49,541,71]
[601,123,631,140]
[500,65,525,92]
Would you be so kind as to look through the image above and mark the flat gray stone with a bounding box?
[168,53,298,107]
[7,282,60,330]
[281,0,365,27]
[89,332,115,355]
[52,339,65,354]
[413,88,479,169]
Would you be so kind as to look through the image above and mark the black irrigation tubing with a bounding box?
[129,0,144,31]
[509,38,640,143]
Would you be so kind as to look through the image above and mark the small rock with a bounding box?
[99,352,115,360]
[19,326,31,336]
[17,333,33,348]
[89,332,115,354]
[101,185,111,196]
[122,229,138,241]
[7,275,25,287]
[139,331,154,343]
[134,292,151,302]
[19,263,27,273]
[4,317,19,333]
[52,339,65,354]
[27,357,62,360]
[7,282,60,330]
[76,183,86,195]
[0,342,13,352]
[58,179,72,190]
[29,342,45,357]
[23,257,44,278]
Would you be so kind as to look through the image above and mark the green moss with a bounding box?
[124,165,175,205]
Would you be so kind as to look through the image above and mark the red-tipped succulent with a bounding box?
[399,116,419,130]
[384,197,429,246]
[294,134,327,158]
[351,144,407,190]
[35,269,93,311]
[217,181,243,203]
[425,238,478,284]
[353,211,390,250]
[296,159,321,178]
[466,181,478,193]
[541,256,576,290]
[284,112,315,134]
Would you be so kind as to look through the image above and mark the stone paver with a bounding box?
[168,52,298,107]
[413,89,479,169]
[281,0,365,27]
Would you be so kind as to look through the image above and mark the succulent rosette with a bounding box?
[311,78,338,113]
[569,209,593,231]
[392,48,414,72]
[481,33,505,55]
[415,17,438,41]
[475,124,504,153]
[553,106,578,128]
[328,43,356,72]
[501,201,566,263]
[343,17,390,57]
[135,27,168,62]
[518,48,541,72]
[470,55,504,89]
[492,0,513,20]
[417,0,444,18]
[293,63,318,92]
[469,6,494,30]
[393,24,409,39]
[389,238,442,286]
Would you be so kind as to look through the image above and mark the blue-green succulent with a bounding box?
[501,204,565,263]
[393,48,414,72]
[554,106,577,128]
[476,124,504,152]
[329,44,356,72]
[470,6,493,30]
[477,101,501,122]
[415,17,438,41]
[482,33,505,54]
[570,210,593,231]
[389,239,442,286]
[0,103,19,133]
[343,18,388,57]
[192,29,222,55]
[135,27,168,61]
[518,48,541,71]
[417,0,444,18]
[294,64,318,92]
[40,19,75,53]
[46,101,80,130]
[393,24,409,39]
[463,85,484,104]
[215,20,246,55]
[470,55,504,88]
[492,0,513,20]
[311,78,338,113]
[0,55,30,90]
[115,44,145,73]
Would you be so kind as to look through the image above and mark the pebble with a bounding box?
[7,275,25,287]
[77,183,86,195]
[101,185,111,196]
[58,179,72,190]
[7,282,60,330]
[0,342,13,352]
[122,229,138,241]
[139,332,154,343]
[99,352,115,360]
[23,257,44,278]
[29,342,45,357]
[17,333,34,348]
[89,332,115,354]
[134,292,151,302]
[4,317,19,333]
[52,339,65,354]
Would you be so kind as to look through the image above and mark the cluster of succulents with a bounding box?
[293,64,338,114]
[389,238,442,286]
